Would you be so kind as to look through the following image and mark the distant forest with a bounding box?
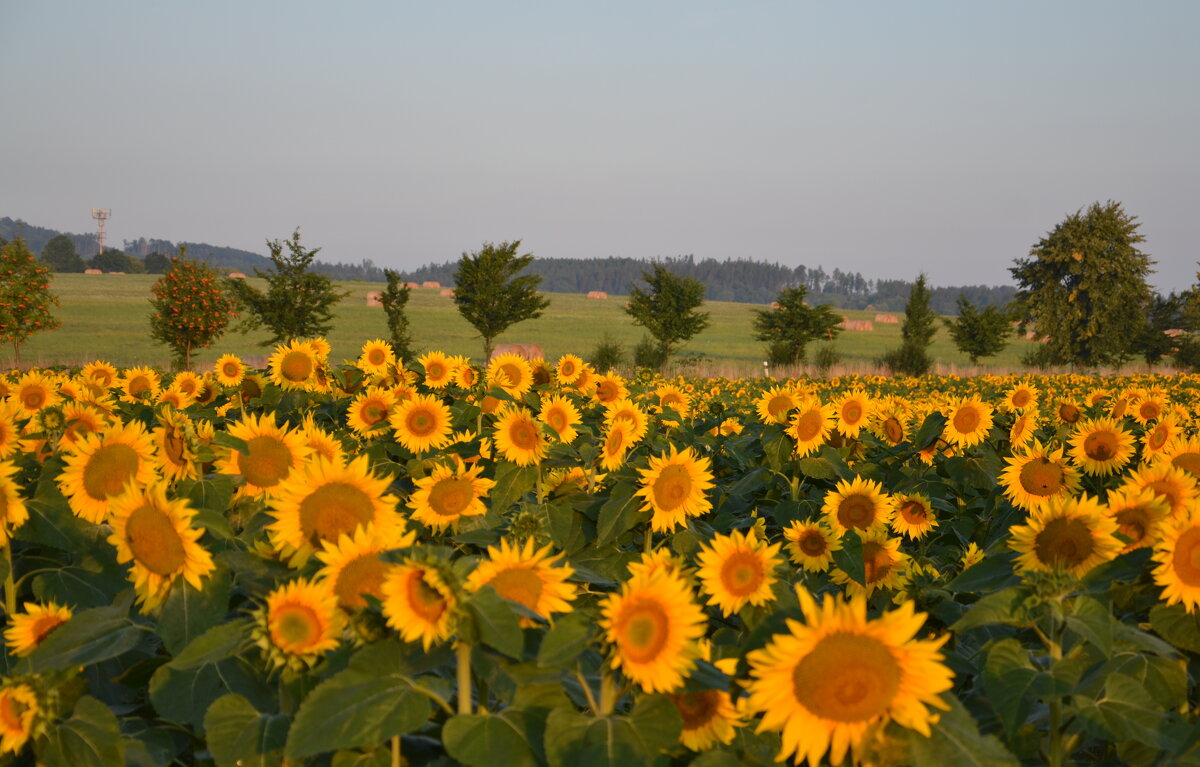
[2,216,1012,313]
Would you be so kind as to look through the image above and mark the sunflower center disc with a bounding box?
[510,421,538,450]
[1114,508,1149,545]
[720,551,764,596]
[128,376,151,397]
[335,555,388,609]
[21,389,45,410]
[1034,517,1094,570]
[489,567,545,612]
[1059,403,1080,423]
[838,495,876,530]
[361,402,387,426]
[407,409,437,437]
[953,407,980,434]
[843,401,862,424]
[299,482,376,544]
[618,600,670,664]
[30,614,66,646]
[768,396,793,419]
[792,633,901,723]
[653,465,693,511]
[0,694,28,732]
[900,501,927,525]
[1172,528,1200,586]
[241,437,293,488]
[163,429,187,466]
[82,443,140,501]
[672,690,722,729]
[793,411,823,441]
[1019,458,1064,497]
[273,605,320,650]
[884,418,904,444]
[126,503,187,576]
[368,349,387,365]
[1173,454,1200,476]
[1084,432,1117,461]
[429,477,473,517]
[862,542,893,584]
[799,531,827,556]
[1146,480,1180,510]
[281,351,313,382]
[405,571,448,621]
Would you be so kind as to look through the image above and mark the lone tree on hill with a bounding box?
[150,251,239,369]
[0,238,61,366]
[752,286,842,367]
[943,295,1011,364]
[625,263,709,371]
[1010,200,1155,367]
[452,240,550,361]
[381,269,417,361]
[882,274,936,376]
[41,234,86,273]
[226,229,348,345]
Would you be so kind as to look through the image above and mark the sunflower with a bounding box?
[695,529,783,617]
[671,686,742,751]
[1055,400,1083,426]
[655,385,692,419]
[4,602,72,656]
[746,589,952,767]
[756,386,801,425]
[107,482,215,610]
[346,387,396,436]
[605,399,650,443]
[1066,417,1133,476]
[788,398,837,457]
[0,683,39,755]
[627,548,690,581]
[455,363,479,389]
[493,406,546,467]
[1153,510,1200,613]
[120,366,161,403]
[568,364,596,397]
[834,390,873,438]
[538,393,581,444]
[822,476,895,536]
[171,371,203,399]
[593,373,628,405]
[11,371,57,415]
[1105,487,1170,552]
[1120,461,1198,517]
[890,494,937,540]
[156,387,194,410]
[832,532,908,597]
[299,415,344,464]
[783,520,841,572]
[1162,437,1200,477]
[316,524,416,610]
[269,339,320,391]
[1132,396,1165,426]
[635,445,715,533]
[1009,409,1039,451]
[0,461,30,546]
[0,405,21,460]
[599,568,706,694]
[1142,415,1182,461]
[81,360,119,389]
[57,420,158,523]
[417,351,455,388]
[487,353,534,397]
[267,454,404,566]
[408,459,496,532]
[942,397,993,449]
[381,561,458,650]
[1003,382,1039,412]
[216,413,310,498]
[390,393,454,455]
[213,354,246,387]
[599,419,636,471]
[555,354,584,386]
[1009,495,1122,578]
[357,338,396,375]
[960,542,985,571]
[998,440,1080,512]
[870,404,911,447]
[53,403,105,453]
[153,410,199,482]
[256,577,344,670]
[465,538,577,623]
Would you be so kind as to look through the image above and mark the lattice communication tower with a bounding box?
[91,208,111,255]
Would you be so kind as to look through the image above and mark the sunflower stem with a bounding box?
[1045,605,1066,767]
[3,542,15,617]
[598,670,617,716]
[391,735,401,767]
[643,529,653,555]
[574,666,599,714]
[456,642,473,715]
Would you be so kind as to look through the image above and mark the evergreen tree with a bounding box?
[381,269,417,361]
[149,252,238,369]
[1010,201,1155,367]
[882,274,936,376]
[625,263,709,370]
[752,286,842,366]
[226,229,348,346]
[0,238,61,366]
[943,295,1012,364]
[41,234,86,273]
[452,240,550,361]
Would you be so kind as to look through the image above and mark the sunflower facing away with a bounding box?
[783,520,842,573]
[788,398,837,457]
[57,420,158,523]
[465,538,577,623]
[381,561,458,650]
[216,413,310,498]
[4,602,72,657]
[635,445,715,533]
[822,476,895,536]
[599,568,706,694]
[1009,494,1123,579]
[999,440,1080,512]
[407,459,496,532]
[493,406,547,467]
[1153,509,1200,613]
[695,529,783,617]
[153,410,200,482]
[390,393,454,455]
[0,461,30,546]
[0,683,39,755]
[746,589,953,767]
[316,524,415,610]
[256,577,344,671]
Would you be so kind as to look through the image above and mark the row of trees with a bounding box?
[41,234,174,275]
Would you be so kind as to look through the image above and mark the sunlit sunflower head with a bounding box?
[316,523,416,610]
[695,528,783,617]
[346,386,397,436]
[635,444,715,532]
[213,354,246,387]
[746,589,952,767]
[156,386,195,411]
[568,363,596,396]
[998,440,1080,512]
[454,363,480,389]
[81,360,119,389]
[890,494,937,540]
[783,520,842,572]
[1003,381,1039,412]
[1142,415,1182,461]
[1105,486,1170,553]
[1009,409,1040,450]
[57,420,158,523]
[822,476,895,536]
[1152,509,1200,614]
[11,371,58,415]
[960,542,985,571]
[1055,400,1083,425]
[415,351,453,388]
[119,366,161,403]
[298,414,345,464]
[55,403,108,452]
[493,406,547,467]
[466,538,577,624]
[389,392,454,455]
[0,461,30,546]
[599,419,636,471]
[0,405,22,461]
[215,413,310,498]
[1131,395,1165,426]
[555,354,584,386]
[1120,460,1199,517]
[756,386,801,425]
[152,409,199,482]
[671,685,743,751]
[1009,494,1122,579]
[627,548,691,581]
[408,458,496,532]
[268,454,404,566]
[941,397,994,449]
[169,371,203,399]
[834,390,873,438]
[487,353,534,397]
[832,531,908,598]
[1162,437,1200,478]
[788,398,837,457]
[593,373,628,405]
[604,398,650,443]
[1066,417,1134,476]
[538,393,581,444]
[255,577,344,671]
[268,339,320,391]
[0,683,40,755]
[4,601,72,657]
[381,560,458,650]
[356,338,396,376]
[870,405,910,447]
[654,385,692,419]
[107,482,215,610]
[599,568,706,694]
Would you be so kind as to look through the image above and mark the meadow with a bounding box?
[5,274,1041,374]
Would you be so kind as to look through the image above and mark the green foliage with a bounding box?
[752,286,842,366]
[226,229,348,346]
[143,251,171,274]
[883,274,936,375]
[588,333,625,372]
[943,295,1012,363]
[90,248,143,274]
[625,263,710,370]
[632,335,665,370]
[0,237,61,364]
[452,240,551,361]
[380,269,417,360]
[1010,200,1155,367]
[811,342,841,375]
[41,234,86,273]
[149,252,238,369]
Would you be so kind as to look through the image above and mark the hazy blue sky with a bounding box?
[2,1,1196,290]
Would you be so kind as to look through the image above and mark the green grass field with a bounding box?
[6,274,1040,375]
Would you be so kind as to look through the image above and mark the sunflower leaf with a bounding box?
[466,586,526,659]
[444,710,540,767]
[1149,604,1200,654]
[831,530,864,586]
[597,483,642,546]
[23,603,143,673]
[204,694,290,767]
[906,693,1018,767]
[158,563,233,655]
[490,461,538,514]
[913,412,948,450]
[951,587,1030,631]
[37,695,124,767]
[537,612,594,668]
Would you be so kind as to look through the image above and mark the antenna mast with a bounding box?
[91,208,111,255]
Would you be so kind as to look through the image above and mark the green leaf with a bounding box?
[537,612,594,667]
[169,618,252,667]
[1072,673,1166,747]
[444,711,539,767]
[1150,603,1200,654]
[946,550,1018,593]
[951,587,1029,631]
[150,656,272,729]
[831,530,864,585]
[204,694,290,767]
[158,564,232,655]
[180,473,236,514]
[761,429,793,472]
[19,492,90,552]
[490,461,538,513]
[797,456,837,480]
[726,466,771,496]
[24,603,142,673]
[1064,596,1114,656]
[466,586,525,659]
[212,432,250,454]
[628,694,683,755]
[543,706,592,767]
[906,694,1018,767]
[913,412,948,450]
[37,696,125,767]
[597,483,643,546]
[982,638,1048,737]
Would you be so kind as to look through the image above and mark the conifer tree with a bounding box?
[381,269,417,361]
[882,274,936,376]
[943,295,1011,364]
[0,238,60,366]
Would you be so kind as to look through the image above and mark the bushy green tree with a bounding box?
[41,234,86,273]
[149,253,238,369]
[90,248,141,273]
[752,286,842,366]
[143,251,172,274]
[625,263,709,371]
[882,274,936,376]
[226,229,348,346]
[452,240,550,361]
[381,269,417,361]
[943,295,1011,364]
[1011,201,1155,367]
[0,238,61,365]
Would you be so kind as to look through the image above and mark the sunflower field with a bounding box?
[1,338,1200,766]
